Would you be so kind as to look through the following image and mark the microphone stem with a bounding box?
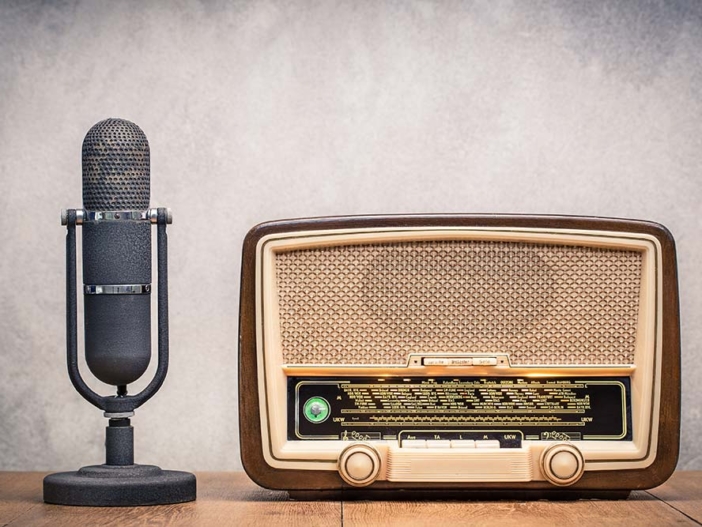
[106,418,134,466]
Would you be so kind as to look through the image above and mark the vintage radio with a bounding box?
[238,215,680,497]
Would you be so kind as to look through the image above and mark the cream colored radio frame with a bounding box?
[253,227,662,484]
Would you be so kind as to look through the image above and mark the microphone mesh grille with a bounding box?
[82,118,150,210]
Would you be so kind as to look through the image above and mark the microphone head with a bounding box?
[82,118,150,211]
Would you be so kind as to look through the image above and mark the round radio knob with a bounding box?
[541,443,585,486]
[338,444,381,487]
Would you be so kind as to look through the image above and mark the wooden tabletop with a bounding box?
[1,471,700,526]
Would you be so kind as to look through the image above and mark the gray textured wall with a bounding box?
[0,0,700,473]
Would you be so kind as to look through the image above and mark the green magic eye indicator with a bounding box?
[303,397,330,423]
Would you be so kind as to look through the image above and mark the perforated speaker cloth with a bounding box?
[274,240,643,366]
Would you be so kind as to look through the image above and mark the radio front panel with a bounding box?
[239,216,680,493]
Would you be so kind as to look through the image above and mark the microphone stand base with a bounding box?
[43,464,196,506]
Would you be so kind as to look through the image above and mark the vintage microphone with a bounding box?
[43,118,196,506]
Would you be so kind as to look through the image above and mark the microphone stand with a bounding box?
[43,208,196,506]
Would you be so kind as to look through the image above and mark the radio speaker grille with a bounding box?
[274,240,643,366]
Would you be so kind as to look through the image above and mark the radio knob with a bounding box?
[541,444,585,486]
[338,444,381,487]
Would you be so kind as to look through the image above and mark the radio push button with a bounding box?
[450,440,476,448]
[425,440,451,448]
[541,443,585,486]
[338,444,381,487]
[401,440,427,448]
[475,440,501,448]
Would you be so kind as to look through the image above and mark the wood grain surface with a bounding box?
[0,472,339,527]
[1,471,699,526]
[648,471,702,523]
[342,491,692,527]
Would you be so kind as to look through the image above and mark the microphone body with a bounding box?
[83,221,151,386]
[81,118,152,387]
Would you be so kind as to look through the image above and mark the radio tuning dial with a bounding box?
[541,443,585,486]
[338,444,381,487]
